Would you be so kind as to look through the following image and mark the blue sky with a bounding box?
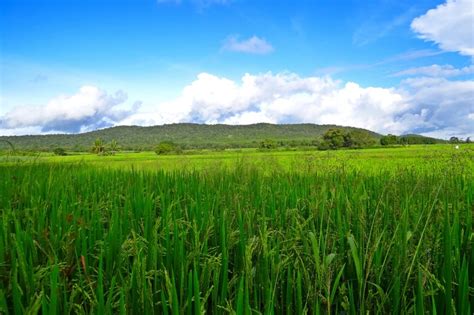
[0,0,473,138]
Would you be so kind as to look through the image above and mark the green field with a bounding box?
[0,145,473,314]
[2,144,473,173]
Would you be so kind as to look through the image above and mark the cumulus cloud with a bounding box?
[400,77,474,138]
[0,86,138,133]
[2,73,472,139]
[411,0,474,56]
[120,72,473,139]
[222,35,274,54]
[393,64,474,77]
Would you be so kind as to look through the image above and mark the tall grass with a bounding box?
[0,161,472,314]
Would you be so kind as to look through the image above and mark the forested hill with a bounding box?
[0,123,382,151]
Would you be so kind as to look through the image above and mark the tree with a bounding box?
[344,130,376,148]
[322,128,345,149]
[380,134,398,146]
[398,136,409,145]
[53,147,67,156]
[449,136,460,144]
[465,137,471,144]
[259,139,277,150]
[92,138,105,154]
[110,139,119,155]
[155,141,178,155]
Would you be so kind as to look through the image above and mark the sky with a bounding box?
[0,0,473,139]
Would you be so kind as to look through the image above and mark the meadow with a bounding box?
[0,145,473,314]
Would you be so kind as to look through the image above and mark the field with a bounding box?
[0,145,473,314]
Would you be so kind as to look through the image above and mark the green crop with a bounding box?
[0,149,472,313]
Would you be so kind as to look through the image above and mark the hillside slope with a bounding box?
[0,123,381,151]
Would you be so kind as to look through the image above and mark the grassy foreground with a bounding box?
[0,147,473,314]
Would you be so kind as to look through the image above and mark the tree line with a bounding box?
[41,129,469,156]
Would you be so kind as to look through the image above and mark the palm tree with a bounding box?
[110,139,118,155]
[92,138,105,154]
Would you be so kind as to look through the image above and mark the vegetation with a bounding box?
[109,139,119,155]
[318,128,377,150]
[1,123,454,154]
[0,147,472,314]
[155,141,181,155]
[380,134,398,146]
[0,123,383,152]
[91,138,106,155]
[322,128,346,149]
[450,136,460,144]
[53,147,67,156]
[258,139,277,150]
[380,134,444,146]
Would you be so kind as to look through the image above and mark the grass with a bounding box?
[1,144,473,173]
[0,145,473,313]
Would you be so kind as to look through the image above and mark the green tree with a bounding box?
[155,141,178,155]
[380,134,398,146]
[449,136,460,144]
[259,139,277,150]
[322,128,345,149]
[91,138,105,155]
[344,130,376,148]
[466,137,471,144]
[53,148,67,156]
[110,139,119,155]
[398,136,409,145]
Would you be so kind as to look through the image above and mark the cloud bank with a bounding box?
[3,72,471,139]
[0,86,138,134]
[411,0,474,56]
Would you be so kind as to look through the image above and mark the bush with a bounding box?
[380,134,398,146]
[155,141,180,155]
[344,130,376,149]
[317,140,330,151]
[53,148,67,156]
[259,139,277,150]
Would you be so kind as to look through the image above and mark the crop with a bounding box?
[0,152,472,314]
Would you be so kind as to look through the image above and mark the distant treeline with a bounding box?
[0,123,381,152]
[0,123,453,153]
[380,134,448,146]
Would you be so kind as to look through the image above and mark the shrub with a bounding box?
[259,139,277,150]
[380,134,398,146]
[155,141,180,155]
[53,148,67,156]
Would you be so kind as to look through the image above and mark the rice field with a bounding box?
[0,146,473,314]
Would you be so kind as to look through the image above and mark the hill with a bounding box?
[0,123,382,151]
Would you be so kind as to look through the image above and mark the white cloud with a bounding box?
[393,64,474,77]
[122,72,411,134]
[2,73,472,139]
[121,72,473,139]
[222,35,274,54]
[400,77,474,138]
[411,0,474,56]
[0,86,136,133]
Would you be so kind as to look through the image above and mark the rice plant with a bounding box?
[0,158,472,314]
